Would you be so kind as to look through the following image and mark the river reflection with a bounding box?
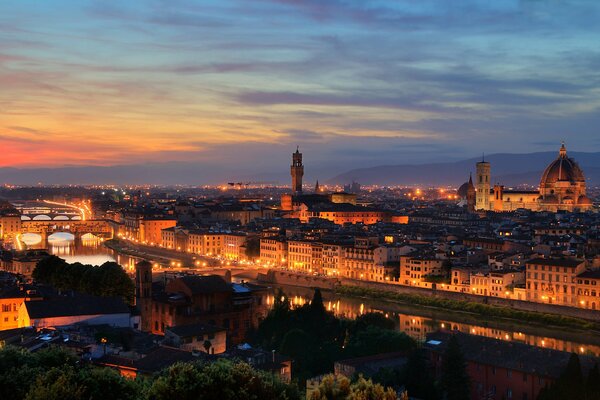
[264,286,600,357]
[47,235,141,270]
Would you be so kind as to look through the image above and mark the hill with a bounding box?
[327,151,600,187]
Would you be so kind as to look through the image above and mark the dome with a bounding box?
[457,174,475,198]
[457,182,470,198]
[540,143,585,187]
[578,195,593,205]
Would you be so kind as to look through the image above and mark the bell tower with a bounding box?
[291,146,304,194]
[476,156,491,211]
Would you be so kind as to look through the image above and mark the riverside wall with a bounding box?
[339,277,600,323]
[257,270,600,322]
[257,270,338,290]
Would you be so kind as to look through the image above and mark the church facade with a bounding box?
[458,143,593,213]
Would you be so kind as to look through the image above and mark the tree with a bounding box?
[350,375,397,400]
[310,374,397,400]
[309,374,351,400]
[538,353,585,400]
[32,258,134,304]
[343,326,415,358]
[586,363,600,400]
[244,237,260,260]
[25,366,139,400]
[0,346,139,400]
[203,340,212,354]
[310,288,326,316]
[441,335,470,400]
[402,349,439,400]
[351,313,395,333]
[147,360,301,400]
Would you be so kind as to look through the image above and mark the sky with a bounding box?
[1,0,600,180]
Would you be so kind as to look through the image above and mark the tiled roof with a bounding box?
[24,295,129,319]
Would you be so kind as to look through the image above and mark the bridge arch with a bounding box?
[71,215,82,220]
[21,216,32,220]
[53,215,70,221]
[20,232,43,246]
[32,215,52,221]
[48,232,75,242]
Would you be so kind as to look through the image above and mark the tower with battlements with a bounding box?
[291,147,304,194]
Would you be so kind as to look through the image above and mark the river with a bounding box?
[48,235,600,358]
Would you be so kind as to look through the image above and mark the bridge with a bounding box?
[20,219,114,242]
[12,200,88,221]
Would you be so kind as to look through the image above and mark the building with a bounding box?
[425,331,599,400]
[400,255,444,286]
[18,295,131,329]
[457,174,476,212]
[462,143,593,213]
[0,286,28,330]
[475,158,491,211]
[322,241,351,277]
[287,239,316,273]
[122,210,176,245]
[164,323,227,354]
[291,147,304,194]
[575,270,600,310]
[334,352,408,378]
[469,269,524,297]
[259,237,287,268]
[141,217,177,245]
[135,264,268,344]
[342,237,398,282]
[0,211,22,243]
[2,251,50,278]
[525,257,586,306]
[222,233,247,261]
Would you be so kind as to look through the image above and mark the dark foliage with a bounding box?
[253,288,416,383]
[441,335,470,400]
[32,255,134,303]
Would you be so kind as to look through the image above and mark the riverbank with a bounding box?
[335,285,600,331]
[104,239,600,332]
[104,239,219,268]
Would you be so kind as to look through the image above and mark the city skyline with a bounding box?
[2,0,600,173]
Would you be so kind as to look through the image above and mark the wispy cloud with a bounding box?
[0,0,599,175]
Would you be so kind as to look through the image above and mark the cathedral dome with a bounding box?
[457,174,475,198]
[540,143,585,187]
[578,195,592,206]
[457,182,470,198]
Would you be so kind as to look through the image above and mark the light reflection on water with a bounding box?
[264,289,600,357]
[47,235,140,268]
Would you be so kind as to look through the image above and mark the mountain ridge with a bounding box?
[327,151,600,186]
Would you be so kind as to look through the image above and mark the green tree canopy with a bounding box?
[32,257,134,303]
[309,374,397,400]
[147,359,300,400]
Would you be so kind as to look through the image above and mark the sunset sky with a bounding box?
[1,0,600,175]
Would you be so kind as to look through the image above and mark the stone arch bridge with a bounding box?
[21,219,114,241]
